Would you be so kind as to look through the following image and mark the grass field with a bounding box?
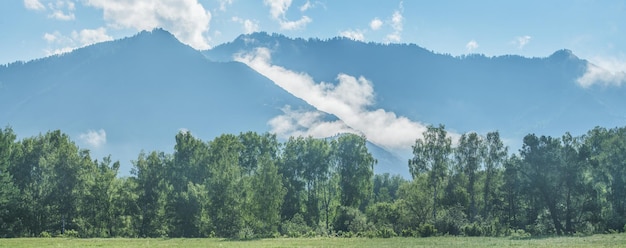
[1,234,625,248]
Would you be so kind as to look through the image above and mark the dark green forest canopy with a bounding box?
[0,125,625,238]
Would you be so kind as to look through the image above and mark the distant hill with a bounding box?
[205,32,626,147]
[2,29,625,177]
[0,29,311,175]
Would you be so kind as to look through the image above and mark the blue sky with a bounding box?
[1,0,625,69]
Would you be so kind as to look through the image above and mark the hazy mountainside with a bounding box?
[205,32,626,143]
[0,29,312,174]
[2,29,624,177]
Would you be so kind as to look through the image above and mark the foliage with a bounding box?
[0,125,625,238]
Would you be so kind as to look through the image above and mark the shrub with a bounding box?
[237,226,255,240]
[576,221,595,236]
[376,226,397,238]
[281,213,312,238]
[63,229,79,238]
[509,229,531,240]
[333,206,373,233]
[463,223,482,237]
[418,223,437,237]
[435,206,466,235]
[39,231,52,238]
[401,228,417,237]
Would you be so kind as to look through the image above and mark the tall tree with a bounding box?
[409,124,452,221]
[519,134,564,235]
[454,132,483,222]
[279,137,306,221]
[0,127,19,237]
[132,151,170,237]
[207,134,244,238]
[501,154,523,229]
[483,131,507,219]
[169,131,210,237]
[250,153,285,235]
[333,134,376,210]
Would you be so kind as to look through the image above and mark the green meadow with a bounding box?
[2,234,626,248]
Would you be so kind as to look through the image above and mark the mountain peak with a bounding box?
[549,49,579,61]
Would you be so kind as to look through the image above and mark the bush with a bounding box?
[435,206,467,235]
[333,206,373,233]
[418,223,437,237]
[576,221,595,236]
[280,213,311,238]
[236,226,255,240]
[463,223,482,237]
[39,231,52,238]
[376,226,397,238]
[509,229,531,240]
[63,229,79,238]
[401,228,417,237]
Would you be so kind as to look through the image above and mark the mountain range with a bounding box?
[1,28,624,177]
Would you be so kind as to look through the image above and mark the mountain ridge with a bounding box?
[1,29,625,177]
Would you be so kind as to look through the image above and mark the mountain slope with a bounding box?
[205,32,626,146]
[0,29,311,174]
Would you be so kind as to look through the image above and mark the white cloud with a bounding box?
[49,10,75,20]
[300,0,312,12]
[235,47,434,150]
[45,46,75,56]
[263,0,312,30]
[265,0,290,19]
[43,28,112,55]
[79,129,107,148]
[86,0,213,49]
[43,32,57,43]
[278,16,312,30]
[384,6,403,43]
[24,0,45,11]
[25,0,75,20]
[232,16,260,34]
[370,18,383,31]
[218,0,233,11]
[268,107,354,139]
[72,27,113,45]
[340,29,365,41]
[466,40,479,52]
[47,1,76,21]
[577,57,626,88]
[514,35,531,49]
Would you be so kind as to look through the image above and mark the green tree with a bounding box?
[409,124,452,221]
[279,137,306,221]
[250,153,285,235]
[0,127,19,237]
[519,134,564,235]
[333,134,376,210]
[454,132,483,222]
[132,151,170,237]
[207,134,244,238]
[483,131,507,220]
[168,131,210,237]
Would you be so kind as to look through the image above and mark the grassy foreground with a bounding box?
[1,234,625,248]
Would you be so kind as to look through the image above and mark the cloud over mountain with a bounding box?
[86,0,212,49]
[577,57,626,88]
[236,47,431,150]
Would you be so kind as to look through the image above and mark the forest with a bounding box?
[0,124,625,239]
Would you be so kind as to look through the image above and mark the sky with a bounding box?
[2,0,625,168]
[1,0,625,67]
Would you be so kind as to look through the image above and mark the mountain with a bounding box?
[2,30,625,178]
[205,32,626,148]
[0,29,311,174]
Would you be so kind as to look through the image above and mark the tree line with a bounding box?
[0,125,625,238]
